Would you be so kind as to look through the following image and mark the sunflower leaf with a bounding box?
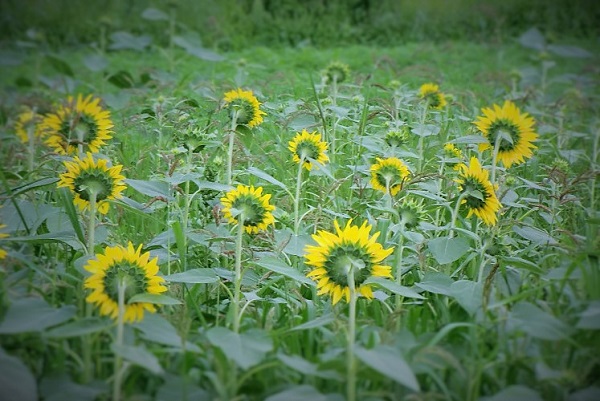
[354,345,420,391]
[253,256,315,287]
[0,350,38,401]
[128,294,182,305]
[111,344,163,375]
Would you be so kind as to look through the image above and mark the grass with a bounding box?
[0,32,599,401]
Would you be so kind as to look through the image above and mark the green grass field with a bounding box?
[0,10,599,401]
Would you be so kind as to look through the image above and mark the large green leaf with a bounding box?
[133,314,200,352]
[44,317,113,338]
[156,374,209,401]
[265,385,333,401]
[277,353,342,380]
[0,298,76,334]
[508,302,572,341]
[290,313,335,331]
[128,293,182,305]
[253,256,315,287]
[0,349,37,401]
[40,375,105,401]
[427,237,470,264]
[487,385,543,401]
[364,277,426,299]
[414,272,453,296]
[450,280,483,315]
[164,268,218,284]
[125,179,173,200]
[206,327,272,370]
[576,301,600,330]
[111,344,163,375]
[354,345,420,392]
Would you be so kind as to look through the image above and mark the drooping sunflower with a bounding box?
[305,220,394,305]
[223,88,266,128]
[84,242,167,323]
[57,152,127,215]
[473,100,538,168]
[443,143,464,170]
[42,94,113,155]
[370,157,411,196]
[455,157,502,226]
[288,129,329,171]
[15,108,44,144]
[419,83,447,109]
[221,185,275,234]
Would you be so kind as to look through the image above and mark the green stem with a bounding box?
[112,279,126,401]
[293,160,304,235]
[449,192,469,238]
[490,135,501,185]
[26,111,36,173]
[87,190,97,255]
[226,111,239,186]
[346,267,357,401]
[395,223,406,313]
[417,101,428,173]
[232,216,244,333]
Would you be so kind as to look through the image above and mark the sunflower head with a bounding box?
[385,126,410,148]
[57,152,127,215]
[288,129,329,171]
[443,143,464,170]
[418,83,447,110]
[42,94,113,155]
[304,220,394,305]
[397,199,424,230]
[370,157,411,196]
[455,157,502,226]
[84,242,167,323]
[323,61,350,84]
[220,185,275,234]
[223,88,266,128]
[474,100,538,168]
[15,108,44,144]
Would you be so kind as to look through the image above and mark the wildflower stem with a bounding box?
[293,159,304,235]
[87,190,97,255]
[26,110,36,173]
[346,266,358,401]
[417,101,428,173]
[112,279,126,401]
[232,216,244,333]
[491,136,501,184]
[450,191,469,238]
[395,222,406,318]
[227,111,239,186]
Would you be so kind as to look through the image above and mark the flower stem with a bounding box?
[395,222,406,312]
[450,191,469,238]
[490,135,501,185]
[26,112,36,173]
[346,266,358,401]
[112,279,126,401]
[417,101,428,173]
[226,111,239,186]
[82,189,98,383]
[87,190,97,255]
[232,216,244,333]
[293,161,304,235]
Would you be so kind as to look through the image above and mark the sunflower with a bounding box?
[419,83,447,109]
[15,108,44,144]
[370,157,411,196]
[305,220,394,305]
[323,61,351,84]
[0,223,8,260]
[84,242,167,323]
[443,143,464,170]
[223,88,266,128]
[57,152,127,215]
[397,199,424,230]
[288,129,329,170]
[42,94,113,155]
[455,157,502,226]
[384,127,410,148]
[221,185,275,234]
[473,100,538,168]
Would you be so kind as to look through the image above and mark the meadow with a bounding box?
[0,3,599,401]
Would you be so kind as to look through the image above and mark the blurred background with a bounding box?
[1,0,598,50]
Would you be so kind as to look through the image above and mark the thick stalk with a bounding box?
[293,160,304,235]
[416,102,428,173]
[87,190,98,255]
[346,267,357,401]
[490,136,501,185]
[449,192,469,238]
[232,216,245,333]
[27,112,36,173]
[226,111,239,186]
[395,223,406,311]
[112,280,126,401]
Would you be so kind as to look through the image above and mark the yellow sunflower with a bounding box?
[42,94,113,155]
[370,157,411,196]
[84,242,167,323]
[443,143,464,170]
[305,220,394,305]
[223,88,266,128]
[0,223,8,260]
[419,83,447,109]
[473,100,538,168]
[455,157,502,226]
[57,152,127,215]
[221,185,275,234]
[288,129,329,170]
[15,108,44,144]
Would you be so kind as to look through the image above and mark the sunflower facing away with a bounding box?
[370,157,411,196]
[443,143,464,170]
[288,129,329,170]
[84,242,167,323]
[15,108,44,144]
[57,152,127,215]
[455,157,502,226]
[419,83,447,109]
[223,88,266,128]
[474,100,538,168]
[221,185,275,234]
[323,61,351,84]
[305,220,394,305]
